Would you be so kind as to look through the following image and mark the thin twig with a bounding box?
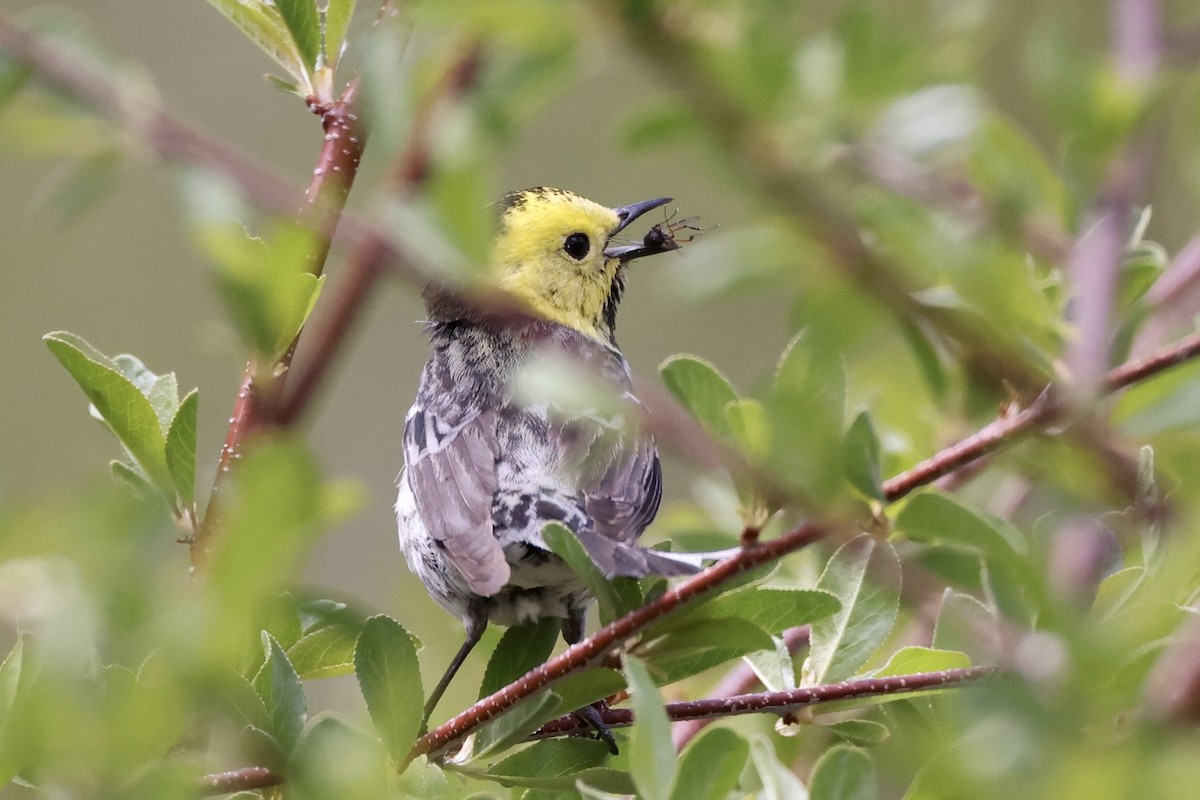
[271,42,485,426]
[198,666,993,795]
[671,626,810,750]
[192,79,370,569]
[199,765,283,795]
[533,666,998,739]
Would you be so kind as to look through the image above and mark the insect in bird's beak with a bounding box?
[603,196,674,261]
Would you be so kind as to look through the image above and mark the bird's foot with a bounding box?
[571,701,618,755]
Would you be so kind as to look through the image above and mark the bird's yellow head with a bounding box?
[492,187,672,343]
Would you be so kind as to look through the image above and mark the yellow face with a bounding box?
[492,187,668,341]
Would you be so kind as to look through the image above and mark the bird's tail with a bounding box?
[575,531,738,579]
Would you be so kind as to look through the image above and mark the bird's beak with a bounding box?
[604,196,672,261]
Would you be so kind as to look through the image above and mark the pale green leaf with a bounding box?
[626,656,675,800]
[276,0,320,70]
[750,734,809,800]
[354,615,423,763]
[819,719,890,746]
[843,411,884,501]
[805,535,901,685]
[287,621,361,679]
[809,745,875,800]
[323,0,358,69]
[1093,566,1146,621]
[44,332,172,493]
[660,355,739,438]
[875,647,970,677]
[165,389,198,505]
[205,0,312,91]
[479,618,560,700]
[669,726,748,800]
[252,632,306,753]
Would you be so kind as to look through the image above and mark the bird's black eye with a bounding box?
[563,232,590,260]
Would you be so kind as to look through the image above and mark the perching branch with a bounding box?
[193,76,370,571]
[533,666,997,740]
[271,41,485,427]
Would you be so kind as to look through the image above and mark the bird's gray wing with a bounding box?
[404,406,509,596]
[551,403,691,578]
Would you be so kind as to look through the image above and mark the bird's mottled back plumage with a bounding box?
[396,188,705,729]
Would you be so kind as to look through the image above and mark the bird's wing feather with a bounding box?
[404,406,509,596]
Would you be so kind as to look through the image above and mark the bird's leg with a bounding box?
[562,611,619,755]
[423,610,487,726]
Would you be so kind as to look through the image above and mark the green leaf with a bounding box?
[899,320,948,400]
[660,355,739,438]
[323,0,358,70]
[625,656,675,800]
[810,745,876,800]
[744,635,797,692]
[548,668,627,717]
[656,588,841,636]
[165,389,199,505]
[222,671,271,731]
[769,330,846,502]
[108,355,177,433]
[875,647,970,677]
[472,689,562,759]
[480,618,561,700]
[725,398,771,460]
[805,535,901,685]
[287,621,362,679]
[252,632,307,754]
[291,714,388,799]
[205,0,312,92]
[276,0,321,71]
[44,332,172,493]
[205,441,338,656]
[750,734,809,800]
[896,490,1027,560]
[669,726,749,800]
[819,719,890,746]
[542,522,625,624]
[640,616,776,684]
[481,739,622,790]
[0,635,28,786]
[843,411,884,501]
[931,590,997,655]
[203,221,325,361]
[1093,566,1146,621]
[354,615,423,763]
[110,459,156,496]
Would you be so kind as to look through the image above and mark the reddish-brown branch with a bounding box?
[406,521,832,762]
[883,391,1057,503]
[270,42,484,427]
[192,80,370,570]
[533,666,997,740]
[198,665,992,795]
[199,765,283,795]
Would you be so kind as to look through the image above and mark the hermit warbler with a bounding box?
[396,187,708,735]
